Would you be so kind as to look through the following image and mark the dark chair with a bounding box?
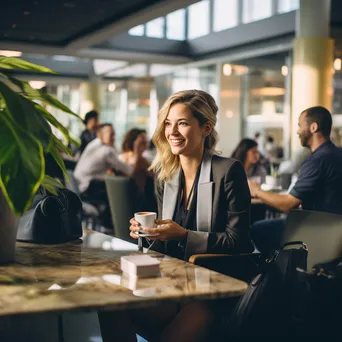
[189,252,264,283]
[105,175,136,242]
[282,209,342,270]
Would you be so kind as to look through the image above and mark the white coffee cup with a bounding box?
[265,175,278,187]
[134,212,157,236]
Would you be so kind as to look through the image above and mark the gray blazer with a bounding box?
[156,152,254,260]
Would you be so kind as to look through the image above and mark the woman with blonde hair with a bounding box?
[99,89,253,342]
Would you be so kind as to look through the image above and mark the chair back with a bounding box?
[105,176,135,241]
[282,209,342,269]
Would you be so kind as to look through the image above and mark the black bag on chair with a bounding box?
[225,241,308,336]
[17,188,83,244]
[295,256,342,337]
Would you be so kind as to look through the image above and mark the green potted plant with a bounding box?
[0,55,80,264]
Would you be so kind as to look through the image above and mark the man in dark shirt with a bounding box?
[248,106,342,254]
[79,110,99,154]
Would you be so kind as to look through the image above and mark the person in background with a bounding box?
[119,128,157,212]
[119,128,149,167]
[265,135,277,162]
[143,139,157,163]
[254,131,265,155]
[231,138,267,184]
[80,110,99,154]
[248,106,342,255]
[74,123,146,230]
[99,89,253,342]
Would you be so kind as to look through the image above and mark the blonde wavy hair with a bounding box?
[151,89,219,183]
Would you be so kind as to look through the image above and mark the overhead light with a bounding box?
[334,58,341,71]
[0,50,22,57]
[281,65,288,76]
[233,65,249,75]
[251,83,285,96]
[108,83,116,92]
[225,110,234,118]
[223,64,232,76]
[29,80,46,89]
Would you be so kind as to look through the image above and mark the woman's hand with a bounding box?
[129,218,143,239]
[143,219,188,241]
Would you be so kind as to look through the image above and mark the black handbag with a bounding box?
[225,241,308,336]
[295,256,342,337]
[17,188,83,244]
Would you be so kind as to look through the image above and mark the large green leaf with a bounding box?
[8,76,80,118]
[0,111,44,215]
[0,82,52,149]
[49,142,67,177]
[41,175,63,195]
[52,136,72,156]
[34,103,70,144]
[0,56,55,73]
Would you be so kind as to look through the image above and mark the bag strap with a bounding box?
[267,241,308,263]
[280,241,308,250]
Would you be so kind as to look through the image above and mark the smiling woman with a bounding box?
[104,89,254,342]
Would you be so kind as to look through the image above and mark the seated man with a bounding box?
[74,123,145,230]
[248,106,342,255]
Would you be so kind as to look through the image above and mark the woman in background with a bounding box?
[119,128,157,212]
[231,138,267,184]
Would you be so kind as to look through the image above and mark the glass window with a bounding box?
[213,0,238,32]
[128,25,144,36]
[188,0,210,40]
[166,9,186,40]
[278,0,299,13]
[243,0,272,23]
[146,17,165,38]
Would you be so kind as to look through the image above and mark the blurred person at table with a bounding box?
[254,131,265,155]
[248,106,342,256]
[74,123,146,230]
[79,110,99,154]
[231,138,267,184]
[119,128,157,212]
[99,89,253,342]
[143,138,157,163]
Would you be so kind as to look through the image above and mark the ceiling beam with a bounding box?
[0,41,192,64]
[65,0,198,51]
[77,48,192,64]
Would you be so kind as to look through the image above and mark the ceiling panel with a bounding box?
[0,0,165,45]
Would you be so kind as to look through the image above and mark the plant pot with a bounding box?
[0,189,18,264]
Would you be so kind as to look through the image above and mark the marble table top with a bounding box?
[0,230,248,317]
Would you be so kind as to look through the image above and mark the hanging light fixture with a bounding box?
[0,50,22,57]
[251,82,285,96]
[29,80,46,89]
[334,58,341,71]
[281,65,288,76]
[223,64,232,76]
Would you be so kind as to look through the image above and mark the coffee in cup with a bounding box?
[134,212,157,236]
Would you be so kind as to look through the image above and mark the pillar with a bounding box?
[216,62,242,157]
[291,0,334,155]
[79,78,100,119]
